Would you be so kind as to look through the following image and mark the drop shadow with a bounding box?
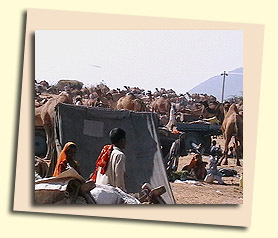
[10,10,27,212]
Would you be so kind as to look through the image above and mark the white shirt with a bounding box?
[95,146,126,190]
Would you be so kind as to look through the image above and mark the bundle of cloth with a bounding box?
[35,168,140,205]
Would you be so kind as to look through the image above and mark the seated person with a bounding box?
[91,128,127,192]
[53,142,80,177]
[182,154,207,180]
[204,151,225,185]
[210,140,223,157]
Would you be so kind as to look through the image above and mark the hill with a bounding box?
[189,67,243,101]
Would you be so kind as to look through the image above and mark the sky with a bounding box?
[35,30,243,94]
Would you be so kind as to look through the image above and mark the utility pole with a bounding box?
[221,71,228,103]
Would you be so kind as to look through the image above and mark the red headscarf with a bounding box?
[91,145,113,182]
[53,142,76,177]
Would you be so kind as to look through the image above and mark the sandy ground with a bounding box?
[170,136,243,204]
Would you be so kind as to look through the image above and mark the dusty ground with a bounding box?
[170,136,243,204]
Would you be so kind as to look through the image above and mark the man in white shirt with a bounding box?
[94,128,127,191]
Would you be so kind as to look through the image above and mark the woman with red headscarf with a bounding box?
[53,142,80,177]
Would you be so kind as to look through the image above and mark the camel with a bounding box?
[84,89,106,107]
[236,102,243,117]
[35,92,73,175]
[35,156,50,178]
[80,87,90,96]
[190,93,201,102]
[46,85,59,94]
[116,93,146,112]
[83,91,125,109]
[218,104,243,166]
[200,101,225,124]
[89,84,110,95]
[151,97,171,115]
[84,97,103,107]
[105,92,125,109]
[56,79,83,91]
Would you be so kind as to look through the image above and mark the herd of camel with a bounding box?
[35,79,243,178]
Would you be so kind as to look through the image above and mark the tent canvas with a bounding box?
[55,103,175,204]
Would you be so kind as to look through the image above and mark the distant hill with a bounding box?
[189,67,243,101]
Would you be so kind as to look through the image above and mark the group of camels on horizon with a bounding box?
[35,80,243,178]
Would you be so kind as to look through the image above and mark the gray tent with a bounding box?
[55,104,175,204]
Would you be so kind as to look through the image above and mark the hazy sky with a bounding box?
[35,30,243,93]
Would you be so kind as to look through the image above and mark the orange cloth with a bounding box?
[91,145,113,182]
[53,142,76,177]
[186,154,207,180]
[186,154,202,170]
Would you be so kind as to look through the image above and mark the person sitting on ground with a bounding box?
[210,140,222,157]
[53,142,80,177]
[182,153,207,180]
[204,151,225,185]
[91,128,127,192]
